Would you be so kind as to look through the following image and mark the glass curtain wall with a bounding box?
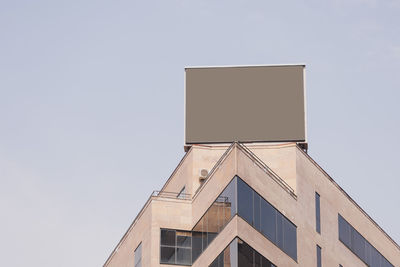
[192,177,237,262]
[237,178,297,260]
[338,214,394,267]
[209,238,276,267]
[160,176,298,265]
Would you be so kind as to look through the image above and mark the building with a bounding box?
[103,66,400,267]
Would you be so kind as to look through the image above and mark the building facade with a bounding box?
[103,142,400,267]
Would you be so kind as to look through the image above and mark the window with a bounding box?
[237,178,253,224]
[134,243,142,267]
[191,177,237,262]
[210,237,276,267]
[338,214,394,267]
[160,176,298,264]
[315,192,321,234]
[338,215,351,247]
[260,197,276,243]
[160,229,192,265]
[283,216,297,260]
[317,245,322,267]
[237,177,297,261]
[178,186,186,199]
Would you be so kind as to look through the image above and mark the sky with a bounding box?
[1,0,399,266]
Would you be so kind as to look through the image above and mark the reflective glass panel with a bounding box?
[351,228,365,259]
[160,246,175,264]
[338,214,351,248]
[338,214,394,267]
[315,192,321,234]
[238,240,253,267]
[237,178,253,225]
[276,213,284,249]
[260,198,276,243]
[210,238,275,267]
[283,216,297,260]
[177,231,191,248]
[191,232,202,262]
[134,243,142,267]
[161,229,176,246]
[316,245,321,267]
[254,193,261,231]
[177,247,191,265]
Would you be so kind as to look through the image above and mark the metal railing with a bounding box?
[194,142,236,195]
[152,190,191,200]
[103,189,191,266]
[237,142,296,198]
[193,142,296,200]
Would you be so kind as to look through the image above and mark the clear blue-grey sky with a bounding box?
[1,1,399,266]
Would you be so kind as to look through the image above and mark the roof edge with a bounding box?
[185,63,306,69]
[296,145,400,251]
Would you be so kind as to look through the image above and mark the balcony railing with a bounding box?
[152,190,191,200]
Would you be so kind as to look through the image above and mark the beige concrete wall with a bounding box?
[162,145,226,196]
[191,146,227,195]
[104,199,152,267]
[161,149,194,195]
[296,147,400,266]
[104,198,192,267]
[248,143,297,193]
[191,146,236,225]
[105,143,400,267]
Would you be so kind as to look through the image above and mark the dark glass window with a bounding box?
[161,229,176,246]
[219,177,237,218]
[317,245,322,267]
[134,243,142,267]
[177,186,186,199]
[210,238,275,267]
[254,193,261,231]
[338,214,351,248]
[254,251,262,267]
[276,214,284,249]
[191,177,238,263]
[202,212,209,249]
[364,241,372,265]
[177,231,191,248]
[370,246,381,267]
[160,229,192,265]
[260,198,276,243]
[237,178,253,224]
[191,232,202,262]
[177,247,191,265]
[238,239,253,266]
[236,176,297,261]
[382,257,393,267]
[160,176,298,265]
[351,229,365,260]
[338,214,394,267]
[283,217,297,260]
[315,192,321,234]
[160,246,175,264]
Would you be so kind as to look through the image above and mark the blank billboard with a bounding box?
[185,65,306,144]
